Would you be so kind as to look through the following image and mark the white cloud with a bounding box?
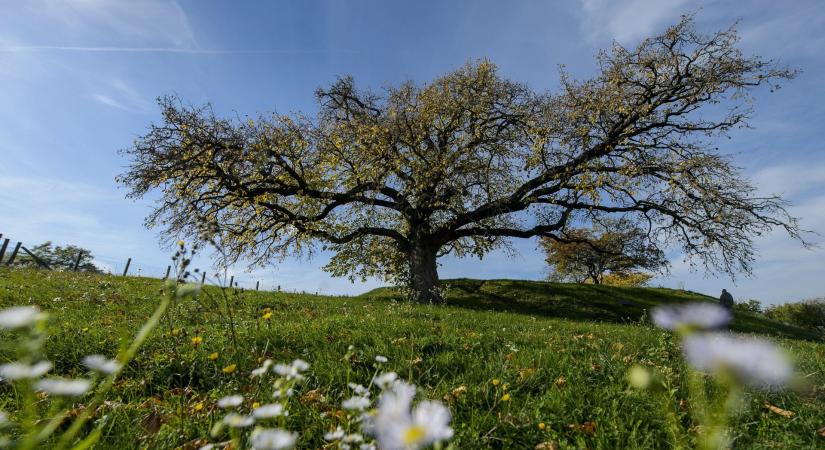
[577,0,688,44]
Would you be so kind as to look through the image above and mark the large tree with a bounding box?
[541,219,668,284]
[120,17,801,302]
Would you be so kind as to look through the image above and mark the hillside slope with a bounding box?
[1,268,823,449]
[362,278,820,341]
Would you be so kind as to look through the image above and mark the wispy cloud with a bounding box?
[577,0,689,44]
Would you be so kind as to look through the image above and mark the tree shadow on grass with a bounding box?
[361,278,820,341]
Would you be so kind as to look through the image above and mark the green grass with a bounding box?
[1,268,823,449]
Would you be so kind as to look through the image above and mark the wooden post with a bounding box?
[72,251,83,271]
[0,239,9,264]
[201,271,206,284]
[6,242,21,266]
[122,258,131,276]
[255,280,260,291]
[21,246,51,270]
[163,265,171,280]
[229,275,234,289]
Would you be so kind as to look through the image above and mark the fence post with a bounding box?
[229,275,234,289]
[21,246,51,270]
[6,242,21,266]
[163,265,171,280]
[201,271,206,284]
[72,251,83,271]
[122,258,131,276]
[0,239,9,264]
[255,281,260,291]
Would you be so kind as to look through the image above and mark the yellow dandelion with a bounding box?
[262,311,273,320]
[222,364,237,374]
[538,422,546,430]
[191,336,203,346]
[252,402,261,409]
[491,378,501,386]
[208,352,219,361]
[501,393,511,402]
[193,402,204,412]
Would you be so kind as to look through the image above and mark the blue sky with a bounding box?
[0,0,823,303]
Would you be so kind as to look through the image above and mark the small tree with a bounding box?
[14,241,101,272]
[541,219,667,284]
[119,17,802,302]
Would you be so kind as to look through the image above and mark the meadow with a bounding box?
[0,267,823,449]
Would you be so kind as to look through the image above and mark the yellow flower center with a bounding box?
[403,425,427,445]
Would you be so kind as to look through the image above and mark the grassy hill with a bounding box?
[1,268,823,449]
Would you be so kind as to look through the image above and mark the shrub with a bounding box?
[764,298,825,335]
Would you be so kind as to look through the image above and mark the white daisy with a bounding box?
[0,361,52,380]
[324,426,346,441]
[252,359,274,377]
[342,396,371,411]
[369,381,454,450]
[0,306,42,329]
[253,403,287,418]
[373,372,398,390]
[273,359,309,381]
[652,303,731,332]
[82,355,121,375]
[217,395,244,408]
[35,378,91,396]
[249,428,298,450]
[348,383,370,396]
[375,355,388,363]
[222,412,255,428]
[682,333,793,388]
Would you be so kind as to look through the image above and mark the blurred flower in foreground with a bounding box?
[652,303,731,332]
[35,378,91,396]
[0,361,52,380]
[0,306,42,329]
[368,381,453,450]
[217,395,244,409]
[83,355,121,375]
[249,428,297,450]
[682,333,793,388]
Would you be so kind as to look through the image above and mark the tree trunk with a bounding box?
[408,243,441,303]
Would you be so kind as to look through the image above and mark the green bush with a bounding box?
[764,298,825,336]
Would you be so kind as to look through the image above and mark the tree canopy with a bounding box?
[12,242,101,272]
[541,219,668,284]
[119,16,801,302]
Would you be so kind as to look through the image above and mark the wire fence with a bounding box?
[0,231,327,295]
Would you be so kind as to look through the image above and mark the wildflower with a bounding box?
[375,355,388,363]
[368,381,453,450]
[652,303,731,332]
[252,402,261,409]
[253,403,288,419]
[177,240,185,247]
[501,393,511,402]
[0,361,53,380]
[249,428,297,450]
[208,352,219,361]
[171,328,182,337]
[342,396,371,411]
[222,364,237,374]
[374,372,398,390]
[217,395,244,408]
[191,336,203,346]
[491,378,501,386]
[682,333,793,388]
[273,359,309,380]
[538,422,546,430]
[262,311,273,320]
[325,426,346,441]
[82,355,121,375]
[348,383,370,396]
[0,306,42,329]
[35,378,91,396]
[194,402,204,412]
[272,389,295,399]
[252,359,274,377]
[222,412,255,428]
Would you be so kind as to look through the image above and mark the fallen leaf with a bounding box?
[300,388,326,404]
[816,425,825,438]
[567,421,596,435]
[763,401,795,418]
[554,376,567,388]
